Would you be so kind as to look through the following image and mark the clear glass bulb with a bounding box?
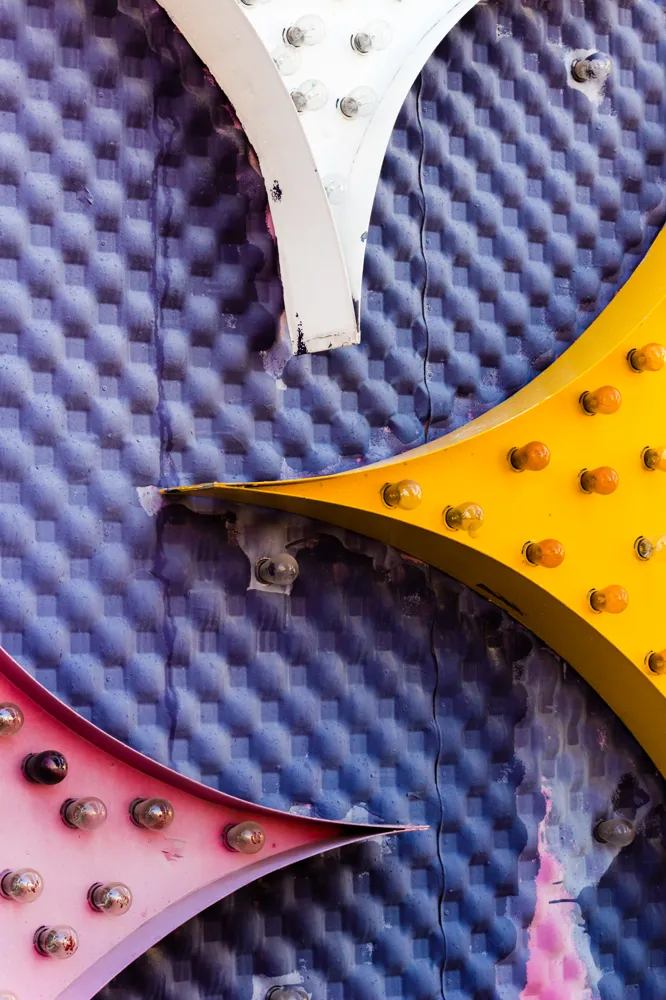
[0,703,23,737]
[0,992,19,999]
[224,820,266,854]
[62,797,108,832]
[339,86,379,119]
[88,882,133,916]
[285,14,325,47]
[34,925,79,960]
[595,817,635,847]
[255,553,299,587]
[382,480,423,510]
[130,797,175,831]
[266,989,309,1000]
[635,534,666,561]
[272,44,302,77]
[571,51,612,83]
[0,868,43,903]
[291,79,328,113]
[352,20,393,54]
[444,502,484,534]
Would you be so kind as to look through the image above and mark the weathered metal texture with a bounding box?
[0,646,403,999]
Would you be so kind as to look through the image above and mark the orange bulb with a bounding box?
[579,467,619,495]
[589,585,629,614]
[524,539,565,568]
[643,447,666,472]
[509,441,550,472]
[629,342,666,372]
[580,385,622,415]
[647,651,666,675]
[444,502,484,534]
[382,479,422,510]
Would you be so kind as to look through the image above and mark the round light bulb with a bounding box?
[579,467,619,495]
[524,539,565,568]
[635,534,666,561]
[589,585,629,614]
[643,447,666,472]
[580,385,622,415]
[594,817,635,847]
[291,79,328,113]
[352,20,393,54]
[88,882,133,916]
[339,86,379,119]
[444,502,484,534]
[285,14,325,48]
[647,650,666,674]
[61,797,108,832]
[509,441,550,472]
[130,797,175,831]
[0,703,23,737]
[0,869,43,903]
[0,992,18,999]
[224,820,266,855]
[571,51,612,83]
[22,750,68,785]
[255,553,299,587]
[34,925,79,960]
[629,342,666,372]
[272,44,302,76]
[266,989,309,1000]
[382,480,423,511]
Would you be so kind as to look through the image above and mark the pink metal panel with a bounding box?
[0,648,409,1000]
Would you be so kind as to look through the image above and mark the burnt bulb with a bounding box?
[130,797,175,831]
[88,882,133,916]
[22,750,68,785]
[61,797,107,832]
[0,868,43,903]
[34,925,79,960]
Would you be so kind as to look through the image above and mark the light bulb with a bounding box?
[382,480,423,510]
[240,0,273,5]
[643,447,666,472]
[285,14,325,47]
[589,585,629,614]
[580,385,621,415]
[594,817,635,847]
[22,751,68,785]
[224,820,266,855]
[339,86,379,119]
[324,175,346,205]
[0,869,43,903]
[571,51,612,83]
[0,992,18,999]
[509,441,550,472]
[88,882,133,916]
[34,925,79,960]
[635,534,666,561]
[352,20,393,54]
[291,79,328,113]
[0,703,23,737]
[61,797,108,832]
[272,44,302,76]
[629,342,666,372]
[647,650,666,674]
[266,989,309,1000]
[579,467,619,495]
[444,502,484,534]
[524,539,565,568]
[130,797,175,831]
[255,553,299,586]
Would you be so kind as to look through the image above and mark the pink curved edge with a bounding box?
[0,645,408,831]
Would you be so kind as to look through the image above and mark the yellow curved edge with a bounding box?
[162,227,666,775]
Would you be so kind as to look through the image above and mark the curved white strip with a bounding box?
[157,0,476,352]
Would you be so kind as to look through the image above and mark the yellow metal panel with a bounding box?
[162,227,666,774]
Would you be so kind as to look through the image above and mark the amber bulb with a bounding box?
[647,650,666,675]
[580,467,619,495]
[629,342,666,372]
[509,441,550,472]
[589,585,629,614]
[580,385,622,415]
[382,479,422,510]
[444,502,484,534]
[525,539,565,568]
[643,447,666,472]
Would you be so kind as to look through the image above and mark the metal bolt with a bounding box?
[571,51,611,84]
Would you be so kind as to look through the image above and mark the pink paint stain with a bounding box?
[521,789,593,1000]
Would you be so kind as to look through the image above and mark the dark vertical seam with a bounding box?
[415,75,433,444]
